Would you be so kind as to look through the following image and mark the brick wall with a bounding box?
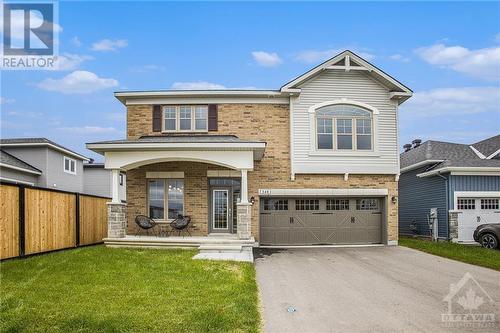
[125,103,398,242]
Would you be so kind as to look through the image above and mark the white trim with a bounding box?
[207,170,241,178]
[63,156,77,175]
[400,160,444,173]
[161,105,208,133]
[307,99,379,115]
[487,148,500,159]
[212,189,229,230]
[417,167,500,177]
[453,191,500,210]
[257,188,389,197]
[290,96,296,181]
[280,51,412,99]
[87,142,266,151]
[469,145,486,159]
[0,162,42,175]
[125,97,290,105]
[146,171,184,179]
[0,142,89,161]
[0,176,35,186]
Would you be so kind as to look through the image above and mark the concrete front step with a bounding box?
[194,245,253,262]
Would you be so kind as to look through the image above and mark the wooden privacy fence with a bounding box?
[0,182,110,260]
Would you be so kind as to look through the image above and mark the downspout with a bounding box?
[436,172,449,240]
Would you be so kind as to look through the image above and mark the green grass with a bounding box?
[0,246,260,333]
[399,237,500,271]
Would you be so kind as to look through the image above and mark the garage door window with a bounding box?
[296,199,320,211]
[326,199,349,210]
[356,198,378,210]
[481,199,499,210]
[457,198,475,210]
[263,199,288,211]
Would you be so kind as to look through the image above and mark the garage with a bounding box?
[456,196,500,242]
[260,197,384,246]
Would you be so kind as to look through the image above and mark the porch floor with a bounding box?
[103,235,257,262]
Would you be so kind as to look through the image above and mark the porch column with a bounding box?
[107,169,126,238]
[237,169,251,240]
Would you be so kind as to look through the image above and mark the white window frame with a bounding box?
[147,178,185,222]
[63,156,76,175]
[161,105,208,133]
[308,99,379,156]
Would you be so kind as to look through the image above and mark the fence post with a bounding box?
[18,186,25,257]
[75,193,80,247]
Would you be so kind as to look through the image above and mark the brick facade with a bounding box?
[125,103,398,242]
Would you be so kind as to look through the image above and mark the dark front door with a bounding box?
[210,187,233,233]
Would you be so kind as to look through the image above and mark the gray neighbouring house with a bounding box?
[0,138,125,201]
[398,135,500,243]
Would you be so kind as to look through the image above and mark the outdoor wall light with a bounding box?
[250,196,255,204]
[391,196,398,204]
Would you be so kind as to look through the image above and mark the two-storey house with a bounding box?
[87,51,412,250]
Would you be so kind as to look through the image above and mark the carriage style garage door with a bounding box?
[260,197,383,246]
[456,197,500,242]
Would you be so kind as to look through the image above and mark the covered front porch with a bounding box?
[86,135,265,261]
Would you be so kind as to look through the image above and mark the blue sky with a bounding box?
[1,1,499,161]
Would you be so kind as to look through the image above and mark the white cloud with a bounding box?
[0,97,15,104]
[294,48,375,63]
[251,51,282,67]
[401,86,500,117]
[389,54,410,63]
[70,36,82,47]
[54,53,93,71]
[6,110,43,118]
[171,81,227,90]
[415,44,500,81]
[56,126,121,134]
[37,70,119,94]
[91,39,128,52]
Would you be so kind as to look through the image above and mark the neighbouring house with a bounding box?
[398,135,500,243]
[0,138,125,200]
[83,162,126,202]
[0,138,89,192]
[86,50,413,250]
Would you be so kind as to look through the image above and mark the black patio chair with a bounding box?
[169,215,192,236]
[134,215,158,236]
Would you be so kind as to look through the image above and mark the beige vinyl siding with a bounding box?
[292,70,399,175]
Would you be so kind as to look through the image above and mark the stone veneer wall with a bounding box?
[126,104,399,242]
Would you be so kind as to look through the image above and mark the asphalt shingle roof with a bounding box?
[88,135,265,145]
[0,150,42,174]
[400,136,500,172]
[0,137,88,160]
[472,135,500,158]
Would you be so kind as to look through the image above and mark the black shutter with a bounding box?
[208,104,218,131]
[152,105,162,132]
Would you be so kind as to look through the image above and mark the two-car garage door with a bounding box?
[260,197,384,246]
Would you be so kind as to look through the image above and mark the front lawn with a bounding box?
[0,246,260,333]
[399,237,500,271]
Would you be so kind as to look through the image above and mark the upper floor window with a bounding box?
[162,105,208,132]
[316,104,372,151]
[63,156,76,175]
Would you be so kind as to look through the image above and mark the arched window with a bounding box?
[316,104,373,150]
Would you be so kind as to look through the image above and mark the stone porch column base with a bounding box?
[107,202,127,238]
[448,210,459,242]
[237,202,252,240]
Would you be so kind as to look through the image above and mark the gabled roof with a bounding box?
[400,139,500,176]
[0,137,89,161]
[0,150,42,175]
[471,135,500,159]
[280,50,413,104]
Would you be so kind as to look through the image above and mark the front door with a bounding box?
[211,187,233,233]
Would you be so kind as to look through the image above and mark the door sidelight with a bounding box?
[351,216,355,223]
[290,217,294,224]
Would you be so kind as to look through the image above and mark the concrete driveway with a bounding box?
[255,246,500,333]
